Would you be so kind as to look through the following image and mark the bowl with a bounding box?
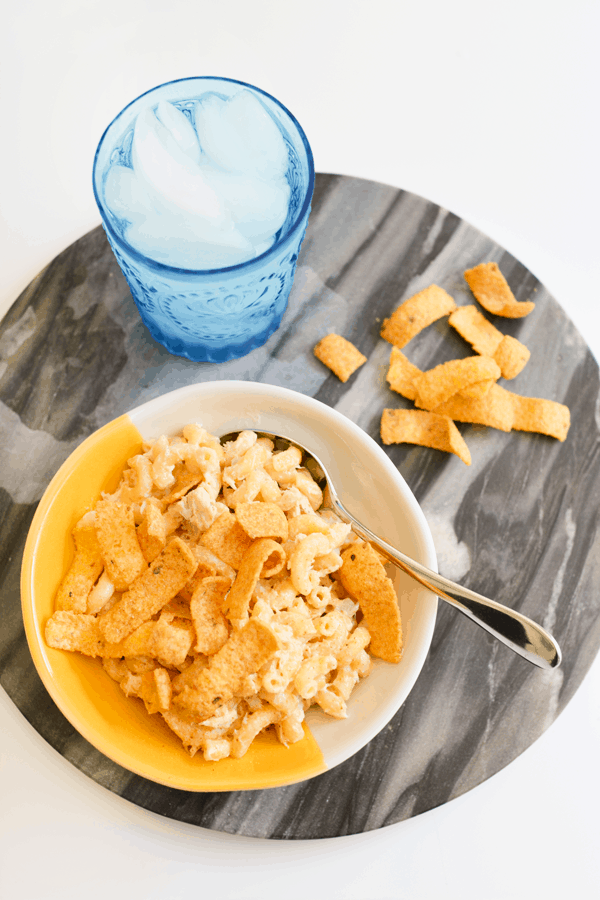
[21,380,438,791]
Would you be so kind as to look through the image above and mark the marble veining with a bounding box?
[1,174,599,839]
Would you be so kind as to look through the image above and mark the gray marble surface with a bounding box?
[1,174,599,839]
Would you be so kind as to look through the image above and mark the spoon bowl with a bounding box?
[21,380,439,788]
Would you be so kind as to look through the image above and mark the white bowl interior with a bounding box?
[129,380,438,771]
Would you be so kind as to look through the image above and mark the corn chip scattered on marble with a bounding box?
[381,408,472,465]
[510,394,570,441]
[464,261,535,318]
[313,333,367,382]
[381,285,456,349]
[492,335,531,380]
[413,356,502,411]
[387,348,497,404]
[435,386,570,440]
[449,305,530,379]
[433,383,516,432]
[459,378,495,400]
[386,347,421,401]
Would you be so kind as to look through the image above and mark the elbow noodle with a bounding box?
[223,430,256,464]
[277,713,305,745]
[351,649,372,678]
[332,667,359,701]
[290,532,330,595]
[339,625,371,666]
[294,654,337,699]
[225,443,271,488]
[307,585,331,608]
[315,687,347,719]
[294,469,323,511]
[261,671,288,693]
[231,708,279,758]
[259,690,299,717]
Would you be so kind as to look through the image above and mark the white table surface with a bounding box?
[1,2,599,897]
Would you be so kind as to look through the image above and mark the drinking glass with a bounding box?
[93,76,314,363]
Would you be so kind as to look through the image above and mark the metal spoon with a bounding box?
[221,430,562,670]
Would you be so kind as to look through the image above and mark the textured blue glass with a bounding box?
[93,77,314,362]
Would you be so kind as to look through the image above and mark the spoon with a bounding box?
[221,430,562,670]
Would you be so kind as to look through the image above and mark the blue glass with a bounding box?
[92,77,314,362]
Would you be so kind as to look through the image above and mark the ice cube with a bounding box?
[103,165,154,221]
[195,90,289,181]
[204,168,290,242]
[126,213,255,270]
[132,108,230,227]
[225,90,289,179]
[193,94,235,168]
[155,100,201,164]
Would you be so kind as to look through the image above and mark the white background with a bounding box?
[1,1,599,897]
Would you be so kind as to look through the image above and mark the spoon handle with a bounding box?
[334,501,561,670]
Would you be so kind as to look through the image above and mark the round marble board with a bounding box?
[1,174,599,840]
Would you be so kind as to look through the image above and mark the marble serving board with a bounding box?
[1,174,599,839]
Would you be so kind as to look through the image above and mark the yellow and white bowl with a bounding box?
[21,381,437,791]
